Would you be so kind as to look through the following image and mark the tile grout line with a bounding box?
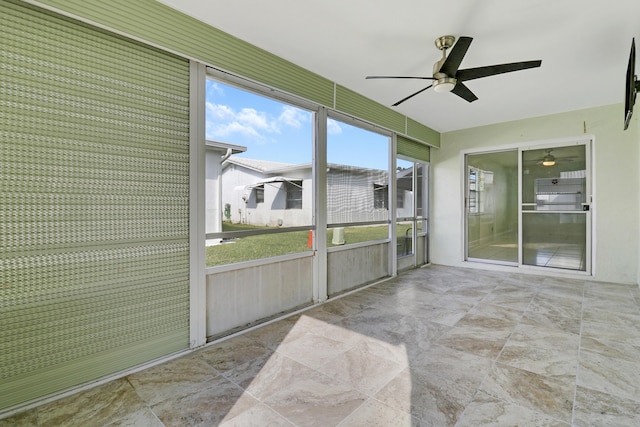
[570,280,586,427]
[454,277,533,426]
[123,376,167,427]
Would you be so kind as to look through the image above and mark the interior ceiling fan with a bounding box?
[366,35,542,106]
[524,150,577,167]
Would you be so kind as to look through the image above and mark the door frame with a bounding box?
[461,135,595,275]
[396,156,429,272]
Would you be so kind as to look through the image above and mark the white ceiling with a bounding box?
[158,0,640,133]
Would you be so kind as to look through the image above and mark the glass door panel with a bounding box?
[466,150,519,264]
[522,213,586,270]
[397,158,415,270]
[521,144,589,271]
[397,158,428,269]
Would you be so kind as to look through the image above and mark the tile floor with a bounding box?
[469,235,586,271]
[2,265,640,426]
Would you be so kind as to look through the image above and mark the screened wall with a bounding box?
[0,0,190,410]
[0,0,437,414]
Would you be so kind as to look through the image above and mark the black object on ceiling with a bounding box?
[367,35,542,106]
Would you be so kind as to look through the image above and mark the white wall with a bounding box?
[205,150,223,234]
[431,103,639,285]
[637,114,640,287]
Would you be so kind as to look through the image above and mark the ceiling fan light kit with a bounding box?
[366,35,542,106]
[433,77,456,92]
[541,154,556,166]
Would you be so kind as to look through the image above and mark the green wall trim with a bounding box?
[397,135,430,163]
[407,117,441,148]
[30,0,334,107]
[29,0,440,144]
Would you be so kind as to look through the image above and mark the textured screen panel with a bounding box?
[397,135,430,163]
[35,0,442,149]
[0,0,190,410]
[35,0,335,108]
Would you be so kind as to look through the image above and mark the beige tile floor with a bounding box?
[3,265,640,426]
[469,236,586,271]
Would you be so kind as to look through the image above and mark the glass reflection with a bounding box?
[466,150,518,263]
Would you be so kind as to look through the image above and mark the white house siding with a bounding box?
[221,164,264,224]
[205,149,224,234]
[221,162,312,227]
[219,159,393,227]
[327,167,389,224]
[396,189,414,219]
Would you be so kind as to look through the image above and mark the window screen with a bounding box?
[0,1,190,411]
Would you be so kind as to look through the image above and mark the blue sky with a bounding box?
[205,79,389,170]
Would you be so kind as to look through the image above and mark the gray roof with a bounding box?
[226,157,305,172]
[227,156,387,174]
[205,140,247,154]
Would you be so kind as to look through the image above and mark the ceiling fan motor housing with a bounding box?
[433,36,457,92]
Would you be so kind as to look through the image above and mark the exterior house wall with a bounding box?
[327,168,389,224]
[220,162,313,227]
[221,165,263,224]
[205,149,223,234]
[243,178,312,227]
[397,190,414,218]
[220,161,393,227]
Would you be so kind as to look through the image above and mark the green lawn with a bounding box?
[206,222,415,266]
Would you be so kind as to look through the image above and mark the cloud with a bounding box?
[206,103,266,141]
[278,105,308,128]
[327,118,342,135]
[207,103,235,121]
[206,102,314,143]
[237,108,280,133]
[206,80,225,97]
[210,121,263,140]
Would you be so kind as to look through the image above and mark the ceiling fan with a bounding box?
[524,150,577,167]
[366,35,542,106]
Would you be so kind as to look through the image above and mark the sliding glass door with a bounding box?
[465,150,519,264]
[465,140,591,273]
[521,144,590,271]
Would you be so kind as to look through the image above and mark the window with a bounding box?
[327,117,390,245]
[255,186,264,203]
[468,166,494,215]
[373,184,388,209]
[468,167,479,214]
[205,79,313,266]
[285,181,303,209]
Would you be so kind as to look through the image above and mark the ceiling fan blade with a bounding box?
[451,82,478,102]
[392,85,433,106]
[456,60,542,81]
[366,75,436,80]
[440,36,473,76]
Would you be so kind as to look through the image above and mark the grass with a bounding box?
[207,228,310,266]
[206,222,417,267]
